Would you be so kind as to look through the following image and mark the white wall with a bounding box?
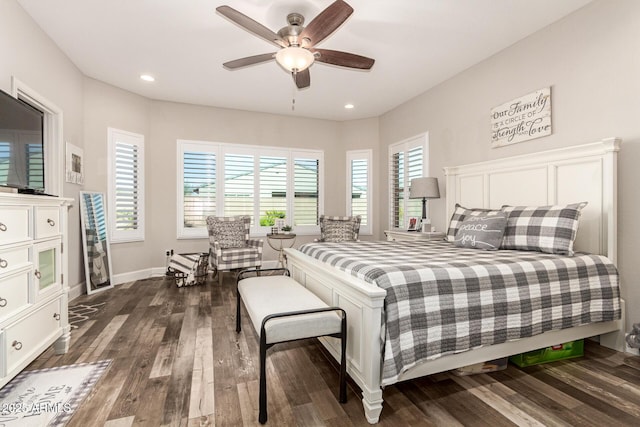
[379,0,640,333]
[0,0,85,288]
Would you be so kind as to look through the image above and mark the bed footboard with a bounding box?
[285,248,386,424]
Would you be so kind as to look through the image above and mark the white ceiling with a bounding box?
[18,0,592,121]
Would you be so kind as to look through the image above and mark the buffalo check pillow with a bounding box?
[500,202,588,255]
[445,204,502,242]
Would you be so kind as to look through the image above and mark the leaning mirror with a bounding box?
[79,191,114,294]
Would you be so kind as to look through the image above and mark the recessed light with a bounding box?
[344,103,354,109]
[140,74,155,82]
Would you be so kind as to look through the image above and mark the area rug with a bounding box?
[68,302,106,329]
[0,360,111,426]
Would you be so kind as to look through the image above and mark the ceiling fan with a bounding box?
[217,0,375,89]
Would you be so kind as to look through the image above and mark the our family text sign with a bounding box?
[491,87,551,148]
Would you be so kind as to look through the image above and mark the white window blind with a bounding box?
[182,150,216,231]
[259,155,287,224]
[224,152,254,219]
[177,141,323,238]
[389,134,428,229]
[108,128,145,243]
[346,149,372,235]
[293,156,320,227]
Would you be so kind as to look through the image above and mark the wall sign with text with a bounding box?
[491,87,552,148]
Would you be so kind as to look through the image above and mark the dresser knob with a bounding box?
[0,258,7,268]
[34,270,42,279]
[0,297,7,307]
[53,313,60,320]
[0,223,6,232]
[12,340,22,351]
[47,218,56,227]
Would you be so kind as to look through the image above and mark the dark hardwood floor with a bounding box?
[28,274,640,426]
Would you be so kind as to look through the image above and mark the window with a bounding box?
[108,128,145,243]
[389,134,428,229]
[293,153,320,227]
[183,148,216,231]
[346,149,372,235]
[177,140,323,238]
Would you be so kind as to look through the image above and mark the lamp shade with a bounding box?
[275,46,315,72]
[409,177,440,199]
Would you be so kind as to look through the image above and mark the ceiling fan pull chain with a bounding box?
[292,75,296,111]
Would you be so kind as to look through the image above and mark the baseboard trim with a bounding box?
[70,263,280,300]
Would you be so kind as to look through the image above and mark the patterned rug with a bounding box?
[68,302,106,329]
[0,360,111,426]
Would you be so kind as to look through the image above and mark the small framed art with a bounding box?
[66,142,84,184]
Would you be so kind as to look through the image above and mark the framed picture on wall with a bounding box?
[66,142,84,185]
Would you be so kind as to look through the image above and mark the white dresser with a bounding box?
[0,193,71,388]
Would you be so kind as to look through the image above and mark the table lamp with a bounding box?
[409,177,440,232]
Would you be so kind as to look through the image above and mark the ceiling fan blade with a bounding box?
[313,49,374,69]
[299,0,353,47]
[216,6,287,48]
[223,53,275,69]
[293,69,310,89]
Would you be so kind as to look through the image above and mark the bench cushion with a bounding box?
[238,276,342,344]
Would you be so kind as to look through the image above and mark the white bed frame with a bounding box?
[285,137,626,424]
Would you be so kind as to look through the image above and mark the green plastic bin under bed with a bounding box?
[509,339,584,367]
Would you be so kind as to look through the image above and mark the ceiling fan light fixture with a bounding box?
[275,46,315,73]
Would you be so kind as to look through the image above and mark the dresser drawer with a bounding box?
[34,206,61,239]
[0,245,30,275]
[0,205,31,244]
[4,297,62,375]
[0,268,30,321]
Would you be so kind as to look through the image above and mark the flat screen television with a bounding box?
[0,88,45,193]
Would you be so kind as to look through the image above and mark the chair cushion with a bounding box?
[220,246,259,263]
[238,276,342,344]
[210,218,247,248]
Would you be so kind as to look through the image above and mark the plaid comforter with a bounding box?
[298,240,621,385]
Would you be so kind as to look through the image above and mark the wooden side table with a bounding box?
[384,229,445,242]
[266,233,297,268]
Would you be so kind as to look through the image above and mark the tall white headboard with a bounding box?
[444,138,620,263]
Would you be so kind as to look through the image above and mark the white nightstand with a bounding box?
[384,229,445,242]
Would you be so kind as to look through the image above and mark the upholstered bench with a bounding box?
[236,268,347,424]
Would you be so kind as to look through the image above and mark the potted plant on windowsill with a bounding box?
[281,225,293,234]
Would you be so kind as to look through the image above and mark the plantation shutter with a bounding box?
[389,137,426,229]
[224,153,254,220]
[108,128,145,243]
[350,158,368,227]
[293,157,319,226]
[391,151,404,228]
[113,142,139,232]
[183,151,216,229]
[259,156,287,225]
[406,145,423,220]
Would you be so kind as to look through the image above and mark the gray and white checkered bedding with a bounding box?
[298,240,621,385]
